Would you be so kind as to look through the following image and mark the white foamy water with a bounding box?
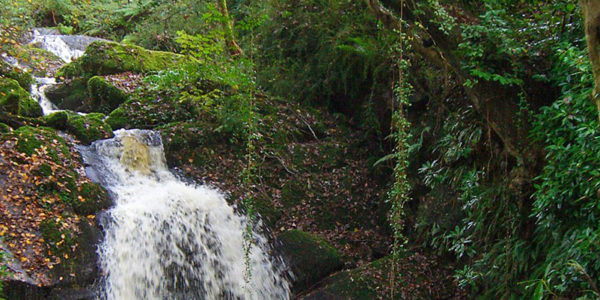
[31,76,59,115]
[30,29,84,63]
[80,130,292,299]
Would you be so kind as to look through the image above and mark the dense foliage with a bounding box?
[2,0,600,298]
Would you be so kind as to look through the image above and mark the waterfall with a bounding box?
[79,129,292,299]
[25,29,101,115]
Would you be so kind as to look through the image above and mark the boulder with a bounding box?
[65,112,114,144]
[56,41,190,79]
[0,78,42,117]
[87,76,128,114]
[44,78,88,111]
[276,230,343,293]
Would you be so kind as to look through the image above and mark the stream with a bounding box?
[12,29,292,299]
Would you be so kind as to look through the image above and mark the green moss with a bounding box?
[7,126,70,161]
[0,60,33,90]
[43,111,69,130]
[56,41,191,79]
[66,112,114,144]
[0,78,42,117]
[44,78,89,111]
[105,106,128,129]
[277,230,343,292]
[307,264,378,299]
[253,198,282,228]
[40,218,74,258]
[87,76,129,114]
[6,43,63,77]
[105,89,196,129]
[72,182,111,215]
[281,180,306,209]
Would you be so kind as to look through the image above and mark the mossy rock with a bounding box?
[87,76,128,114]
[56,41,190,79]
[43,111,69,130]
[301,255,457,300]
[105,106,128,130]
[4,126,70,161]
[105,90,195,129]
[0,59,33,90]
[0,78,42,117]
[276,230,343,293]
[6,44,63,77]
[44,78,89,111]
[0,122,11,133]
[65,112,114,144]
[72,182,111,215]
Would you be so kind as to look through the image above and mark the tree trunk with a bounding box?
[582,0,600,121]
[216,0,243,56]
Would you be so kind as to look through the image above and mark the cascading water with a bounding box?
[17,29,101,115]
[8,29,292,298]
[79,129,292,299]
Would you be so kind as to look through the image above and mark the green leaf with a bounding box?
[533,281,544,300]
[373,153,397,167]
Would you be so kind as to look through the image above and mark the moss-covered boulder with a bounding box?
[87,76,129,114]
[56,41,190,79]
[5,44,64,77]
[0,78,42,117]
[43,111,69,130]
[105,106,128,129]
[300,255,458,299]
[0,59,33,90]
[65,112,113,144]
[276,230,343,293]
[6,125,71,161]
[0,123,111,297]
[44,78,89,111]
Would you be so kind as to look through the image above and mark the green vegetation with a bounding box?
[0,60,32,90]
[87,76,129,114]
[277,230,343,292]
[56,41,190,79]
[0,78,42,117]
[2,0,600,298]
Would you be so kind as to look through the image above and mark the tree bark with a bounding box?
[582,0,600,121]
[216,0,243,56]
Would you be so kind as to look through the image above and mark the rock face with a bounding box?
[56,41,190,79]
[276,230,343,293]
[0,77,42,117]
[0,125,111,299]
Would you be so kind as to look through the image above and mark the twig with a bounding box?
[266,153,297,175]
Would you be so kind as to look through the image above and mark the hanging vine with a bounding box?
[241,90,258,285]
[387,0,412,297]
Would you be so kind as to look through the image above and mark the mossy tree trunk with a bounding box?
[216,0,243,56]
[582,0,600,121]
